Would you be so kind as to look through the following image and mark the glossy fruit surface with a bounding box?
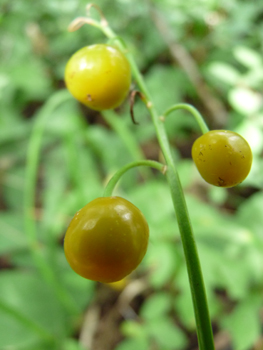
[64,196,149,283]
[64,44,131,111]
[192,130,252,187]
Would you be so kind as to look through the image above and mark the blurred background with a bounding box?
[1,0,263,349]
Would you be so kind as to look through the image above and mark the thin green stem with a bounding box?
[68,15,215,350]
[138,90,215,350]
[103,160,165,197]
[136,82,215,350]
[97,23,149,92]
[24,90,71,243]
[24,90,80,316]
[97,21,215,350]
[163,103,209,134]
[166,167,212,350]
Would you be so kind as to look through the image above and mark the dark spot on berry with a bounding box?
[218,177,225,186]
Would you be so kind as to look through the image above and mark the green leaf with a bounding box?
[86,125,133,174]
[207,186,228,206]
[174,267,195,330]
[121,320,146,338]
[61,266,95,311]
[0,212,27,254]
[221,294,262,350]
[45,99,83,137]
[62,339,87,350]
[207,62,240,85]
[126,180,176,239]
[181,194,257,300]
[185,194,228,238]
[8,58,52,101]
[118,320,148,350]
[234,120,263,156]
[115,338,148,350]
[0,270,67,349]
[145,317,187,349]
[145,65,183,113]
[2,167,25,211]
[141,292,171,320]
[215,254,252,299]
[0,119,31,144]
[236,191,263,238]
[228,87,262,114]
[233,46,263,69]
[146,242,178,288]
[177,159,197,189]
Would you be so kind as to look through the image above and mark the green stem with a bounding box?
[24,90,70,244]
[24,90,80,316]
[139,94,215,350]
[166,167,212,350]
[98,21,215,350]
[139,90,215,350]
[163,103,209,134]
[70,16,215,350]
[103,160,165,197]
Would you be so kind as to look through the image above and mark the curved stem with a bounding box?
[166,166,213,350]
[68,15,215,350]
[138,89,215,350]
[163,103,209,134]
[103,160,165,197]
[24,90,71,244]
[24,90,80,316]
[97,22,215,350]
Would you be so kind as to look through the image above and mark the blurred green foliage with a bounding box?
[0,0,263,349]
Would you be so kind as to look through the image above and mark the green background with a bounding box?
[0,0,263,349]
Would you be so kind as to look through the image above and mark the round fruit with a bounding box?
[64,44,131,111]
[64,196,149,283]
[192,130,252,187]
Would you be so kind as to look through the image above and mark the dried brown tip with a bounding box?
[129,90,146,125]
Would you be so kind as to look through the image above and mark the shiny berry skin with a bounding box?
[64,44,131,111]
[64,196,149,283]
[192,130,252,187]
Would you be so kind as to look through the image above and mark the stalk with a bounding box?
[103,160,165,197]
[102,21,215,350]
[68,11,215,350]
[24,90,80,316]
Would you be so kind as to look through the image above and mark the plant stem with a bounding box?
[99,21,215,350]
[103,160,165,197]
[165,167,212,350]
[136,81,215,350]
[69,14,215,350]
[163,103,209,134]
[24,90,80,317]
